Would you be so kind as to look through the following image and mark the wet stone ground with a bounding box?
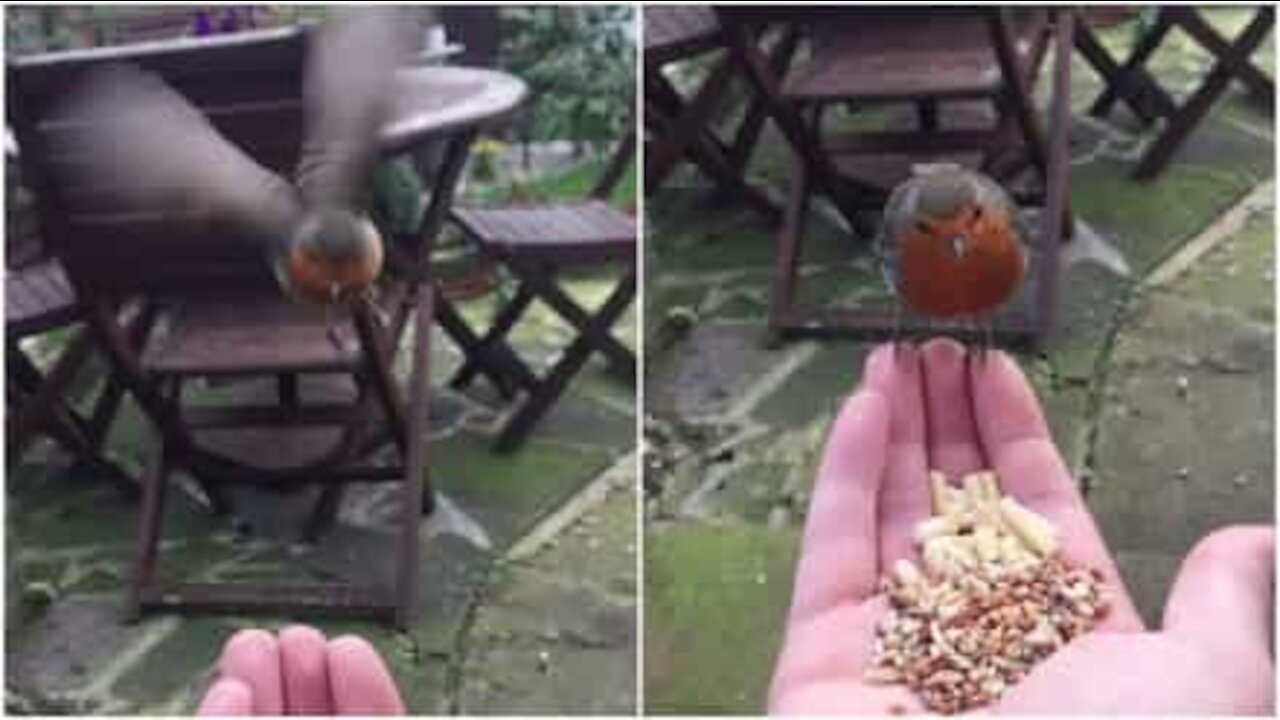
[644,10,1274,713]
[7,269,637,714]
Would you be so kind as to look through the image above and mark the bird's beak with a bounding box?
[948,235,969,259]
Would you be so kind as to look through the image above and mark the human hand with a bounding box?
[196,625,405,715]
[769,339,1275,715]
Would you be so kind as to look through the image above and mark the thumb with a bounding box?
[1163,525,1274,661]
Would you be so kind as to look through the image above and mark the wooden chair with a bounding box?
[1076,6,1274,180]
[447,127,637,452]
[716,8,1076,350]
[5,196,149,495]
[643,5,796,221]
[7,29,523,628]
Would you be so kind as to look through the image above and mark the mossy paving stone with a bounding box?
[1162,112,1273,181]
[691,461,790,525]
[10,475,214,558]
[526,481,638,597]
[1165,212,1274,324]
[645,523,799,714]
[755,342,870,428]
[430,431,614,550]
[649,188,852,275]
[112,617,233,712]
[460,567,636,714]
[1090,294,1272,624]
[646,282,715,353]
[1023,366,1093,473]
[7,596,138,701]
[646,323,784,419]
[1070,158,1259,277]
[527,388,636,451]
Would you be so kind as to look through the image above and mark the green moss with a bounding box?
[755,343,869,427]
[1166,213,1274,325]
[645,523,799,714]
[1071,160,1255,275]
[114,618,234,709]
[430,432,613,548]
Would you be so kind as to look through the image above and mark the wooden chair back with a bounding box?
[7,27,308,301]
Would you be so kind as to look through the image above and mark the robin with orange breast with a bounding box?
[879,163,1027,352]
[276,208,385,305]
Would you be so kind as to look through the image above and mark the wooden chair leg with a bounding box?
[507,262,635,376]
[352,299,410,457]
[644,56,738,195]
[302,484,346,544]
[1088,10,1176,121]
[435,290,522,398]
[767,145,812,346]
[494,271,636,453]
[726,26,800,178]
[1133,9,1274,180]
[396,286,433,628]
[450,284,535,392]
[721,20,872,232]
[126,436,170,622]
[9,327,97,459]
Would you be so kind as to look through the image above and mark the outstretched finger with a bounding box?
[919,338,985,477]
[327,635,405,715]
[280,625,333,714]
[861,344,930,567]
[217,629,284,715]
[969,351,1143,630]
[787,382,890,626]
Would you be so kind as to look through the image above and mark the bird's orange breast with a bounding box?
[896,206,1023,317]
[284,244,381,304]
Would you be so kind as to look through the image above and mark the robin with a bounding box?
[879,164,1027,349]
[276,209,385,304]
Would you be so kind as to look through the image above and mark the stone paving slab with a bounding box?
[461,467,637,715]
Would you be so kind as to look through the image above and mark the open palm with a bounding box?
[769,340,1274,715]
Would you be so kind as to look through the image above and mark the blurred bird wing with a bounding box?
[294,7,418,209]
[48,63,302,248]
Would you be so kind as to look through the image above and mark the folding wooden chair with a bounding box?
[716,8,1076,350]
[1076,6,1274,180]
[8,29,522,628]
[643,5,796,221]
[6,233,150,496]
[447,128,637,452]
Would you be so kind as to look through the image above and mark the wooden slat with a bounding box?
[5,259,80,335]
[452,201,635,255]
[644,5,723,66]
[139,581,396,617]
[140,297,364,375]
[781,10,1045,102]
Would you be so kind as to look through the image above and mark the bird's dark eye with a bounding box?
[970,206,983,221]
[914,220,933,235]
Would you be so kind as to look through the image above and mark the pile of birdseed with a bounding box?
[864,470,1110,714]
